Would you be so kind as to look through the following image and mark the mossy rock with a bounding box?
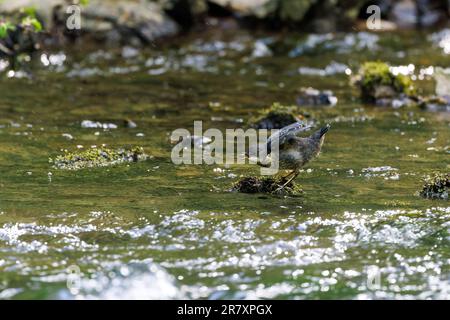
[51,146,149,170]
[358,61,416,103]
[420,173,449,200]
[250,102,310,130]
[232,175,303,196]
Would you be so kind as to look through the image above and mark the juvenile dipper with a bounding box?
[259,122,330,191]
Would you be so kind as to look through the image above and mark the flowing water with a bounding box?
[0,30,449,299]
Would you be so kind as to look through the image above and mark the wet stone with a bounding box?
[296,87,338,106]
[418,96,450,112]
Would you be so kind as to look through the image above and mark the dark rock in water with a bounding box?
[250,102,310,130]
[232,176,303,196]
[357,61,416,106]
[420,173,449,199]
[52,146,149,170]
[124,119,138,128]
[419,96,450,112]
[296,87,338,106]
[376,95,418,109]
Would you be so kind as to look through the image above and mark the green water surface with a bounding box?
[0,30,449,299]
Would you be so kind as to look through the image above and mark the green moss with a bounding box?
[420,173,449,200]
[232,175,303,196]
[250,102,309,130]
[51,146,149,170]
[359,61,416,102]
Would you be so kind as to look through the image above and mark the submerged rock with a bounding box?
[124,119,138,128]
[420,173,449,200]
[232,176,303,196]
[357,61,416,105]
[52,146,149,170]
[296,87,337,106]
[419,96,450,112]
[250,102,309,130]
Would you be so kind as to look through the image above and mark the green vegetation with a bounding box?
[359,61,416,102]
[0,7,42,39]
[52,146,149,170]
[0,20,14,38]
[420,173,449,200]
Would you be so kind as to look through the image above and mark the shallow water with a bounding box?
[0,30,449,299]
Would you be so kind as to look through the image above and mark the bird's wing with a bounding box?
[265,121,312,154]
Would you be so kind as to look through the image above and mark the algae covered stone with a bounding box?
[358,61,416,103]
[250,102,310,130]
[420,173,449,200]
[52,146,149,170]
[232,176,303,196]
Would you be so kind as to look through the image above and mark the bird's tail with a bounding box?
[318,124,330,138]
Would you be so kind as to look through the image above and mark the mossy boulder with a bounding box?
[51,146,149,170]
[420,173,449,200]
[358,61,416,103]
[250,102,310,130]
[232,175,303,196]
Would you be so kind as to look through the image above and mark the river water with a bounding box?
[0,29,449,299]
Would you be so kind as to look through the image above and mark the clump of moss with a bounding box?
[420,173,449,200]
[52,146,149,170]
[232,176,303,196]
[358,61,416,103]
[250,102,310,130]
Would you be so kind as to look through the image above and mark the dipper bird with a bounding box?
[257,122,330,191]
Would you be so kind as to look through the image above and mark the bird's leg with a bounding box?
[275,170,299,192]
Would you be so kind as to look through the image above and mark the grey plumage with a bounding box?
[265,121,312,155]
[258,122,330,190]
